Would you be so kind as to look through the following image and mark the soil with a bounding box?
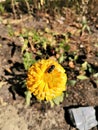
[0,8,98,130]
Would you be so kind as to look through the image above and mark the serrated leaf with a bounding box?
[77,75,88,80]
[23,52,36,70]
[25,91,32,106]
[52,93,64,105]
[67,80,76,86]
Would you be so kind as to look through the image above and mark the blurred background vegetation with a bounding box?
[0,0,97,18]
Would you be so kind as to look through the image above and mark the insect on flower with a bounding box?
[47,65,55,73]
[26,59,67,101]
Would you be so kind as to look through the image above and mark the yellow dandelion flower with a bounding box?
[26,59,67,101]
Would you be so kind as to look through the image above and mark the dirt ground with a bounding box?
[0,8,98,130]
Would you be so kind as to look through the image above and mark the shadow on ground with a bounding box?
[4,61,27,99]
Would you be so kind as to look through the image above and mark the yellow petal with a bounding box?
[26,59,67,101]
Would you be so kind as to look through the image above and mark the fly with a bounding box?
[47,65,55,73]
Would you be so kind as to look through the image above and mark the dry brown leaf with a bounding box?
[69,61,75,68]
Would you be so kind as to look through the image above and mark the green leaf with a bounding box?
[77,75,88,80]
[87,64,93,73]
[58,54,64,63]
[50,100,55,107]
[52,93,64,105]
[64,44,70,52]
[93,73,98,78]
[65,92,69,98]
[22,39,28,53]
[23,52,36,70]
[7,24,14,36]
[67,80,76,86]
[82,61,88,71]
[33,32,40,42]
[0,4,5,14]
[25,91,32,106]
[74,55,78,61]
[86,25,91,34]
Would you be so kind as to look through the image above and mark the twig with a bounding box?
[11,0,17,19]
[24,0,31,14]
